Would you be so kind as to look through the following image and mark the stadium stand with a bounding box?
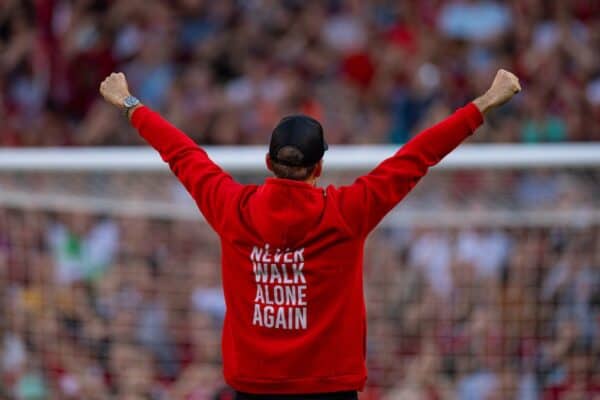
[0,0,599,146]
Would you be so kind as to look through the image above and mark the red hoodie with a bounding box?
[131,103,483,394]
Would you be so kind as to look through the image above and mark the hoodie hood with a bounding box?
[248,178,325,248]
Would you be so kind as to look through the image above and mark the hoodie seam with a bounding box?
[325,187,357,238]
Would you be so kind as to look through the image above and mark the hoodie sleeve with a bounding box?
[131,106,242,232]
[336,103,484,237]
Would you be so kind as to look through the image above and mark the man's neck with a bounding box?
[304,176,318,186]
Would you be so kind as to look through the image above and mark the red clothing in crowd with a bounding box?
[543,379,600,400]
[131,103,483,394]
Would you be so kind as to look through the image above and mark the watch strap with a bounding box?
[123,95,141,116]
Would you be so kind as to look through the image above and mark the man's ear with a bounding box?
[313,159,323,178]
[265,153,273,172]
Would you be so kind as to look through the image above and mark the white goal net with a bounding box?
[0,144,598,399]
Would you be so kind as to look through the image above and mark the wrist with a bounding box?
[122,95,141,119]
[126,104,143,121]
[112,93,131,109]
[473,92,494,115]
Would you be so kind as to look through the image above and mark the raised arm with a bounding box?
[337,69,521,236]
[99,73,242,232]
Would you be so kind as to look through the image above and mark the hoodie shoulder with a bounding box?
[217,184,260,237]
[323,185,357,238]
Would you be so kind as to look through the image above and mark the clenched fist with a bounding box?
[474,69,521,114]
[99,72,131,108]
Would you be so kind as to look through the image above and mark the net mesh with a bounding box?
[0,166,598,399]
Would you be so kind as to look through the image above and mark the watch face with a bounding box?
[124,96,140,108]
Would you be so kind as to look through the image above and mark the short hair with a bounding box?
[270,146,317,181]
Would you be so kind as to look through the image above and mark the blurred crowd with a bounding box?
[1,0,600,146]
[0,207,598,399]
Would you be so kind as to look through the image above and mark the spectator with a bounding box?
[0,0,599,146]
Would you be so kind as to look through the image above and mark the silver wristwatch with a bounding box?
[123,95,141,116]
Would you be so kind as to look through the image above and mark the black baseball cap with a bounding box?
[269,115,328,167]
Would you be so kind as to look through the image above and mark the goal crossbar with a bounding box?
[0,144,598,172]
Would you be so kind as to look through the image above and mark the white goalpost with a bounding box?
[0,143,598,171]
[0,144,598,226]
